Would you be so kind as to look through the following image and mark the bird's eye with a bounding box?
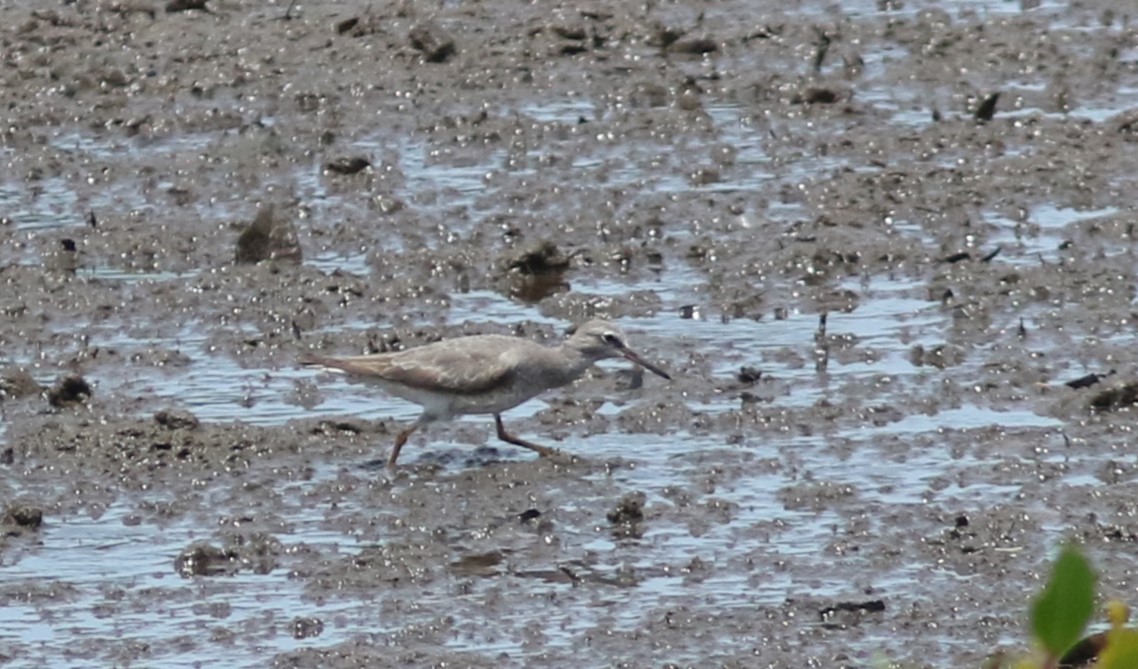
[602,333,622,347]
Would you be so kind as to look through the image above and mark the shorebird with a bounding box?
[299,320,671,468]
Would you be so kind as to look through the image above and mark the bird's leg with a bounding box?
[388,422,420,469]
[494,414,558,457]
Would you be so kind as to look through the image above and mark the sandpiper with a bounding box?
[299,320,671,468]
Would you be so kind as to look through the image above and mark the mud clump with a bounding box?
[154,409,200,431]
[735,366,762,384]
[607,491,647,539]
[174,543,241,577]
[174,532,281,577]
[449,550,505,577]
[291,617,324,639]
[0,368,41,400]
[1089,382,1138,412]
[503,241,576,302]
[2,503,44,533]
[607,492,646,524]
[506,242,576,275]
[4,0,1138,666]
[47,375,91,408]
[235,205,302,265]
[819,599,887,628]
[409,21,457,63]
[166,0,209,13]
[324,156,371,175]
[9,414,339,481]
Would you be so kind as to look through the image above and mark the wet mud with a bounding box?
[3,0,1138,667]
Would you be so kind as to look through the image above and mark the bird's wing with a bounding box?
[386,346,516,395]
[300,340,517,395]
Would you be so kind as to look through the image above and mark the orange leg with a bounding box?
[494,414,557,457]
[388,423,420,469]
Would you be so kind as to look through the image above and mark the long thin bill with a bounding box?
[621,349,672,380]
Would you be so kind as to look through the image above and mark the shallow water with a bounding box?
[3,0,1138,666]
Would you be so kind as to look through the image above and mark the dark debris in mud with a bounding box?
[46,375,92,408]
[3,0,1138,667]
[1089,381,1138,412]
[1,503,44,533]
[323,156,371,176]
[174,543,242,578]
[235,205,303,265]
[607,490,647,539]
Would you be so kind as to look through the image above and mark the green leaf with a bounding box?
[1099,628,1138,669]
[1030,545,1096,658]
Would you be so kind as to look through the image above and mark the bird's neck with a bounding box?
[547,343,598,387]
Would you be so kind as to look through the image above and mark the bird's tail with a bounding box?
[298,353,336,369]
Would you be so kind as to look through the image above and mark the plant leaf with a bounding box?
[1099,628,1138,669]
[1029,545,1096,658]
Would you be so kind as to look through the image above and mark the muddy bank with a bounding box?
[3,0,1138,667]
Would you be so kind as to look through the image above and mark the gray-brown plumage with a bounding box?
[299,320,671,468]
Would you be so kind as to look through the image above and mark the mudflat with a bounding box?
[2,1,1137,667]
